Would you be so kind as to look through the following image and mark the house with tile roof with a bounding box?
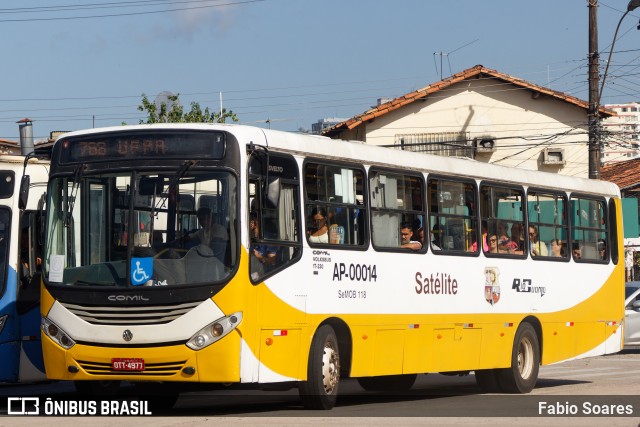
[601,158,640,236]
[601,159,640,277]
[323,65,614,178]
[0,139,19,155]
[601,158,640,193]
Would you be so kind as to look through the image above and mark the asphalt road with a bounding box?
[1,348,639,426]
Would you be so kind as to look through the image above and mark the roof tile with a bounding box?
[323,64,614,136]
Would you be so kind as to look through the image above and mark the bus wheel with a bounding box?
[74,380,121,396]
[474,369,501,392]
[299,325,340,410]
[357,374,417,391]
[498,322,540,393]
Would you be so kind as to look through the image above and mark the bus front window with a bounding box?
[45,171,237,288]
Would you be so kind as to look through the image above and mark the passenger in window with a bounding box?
[250,212,277,268]
[431,223,443,249]
[529,225,548,257]
[187,207,229,247]
[328,224,344,244]
[480,221,488,251]
[503,223,525,255]
[550,239,564,257]
[497,222,509,240]
[467,232,476,252]
[400,221,422,251]
[486,234,499,254]
[151,231,165,252]
[572,243,582,260]
[182,207,229,263]
[417,227,425,245]
[598,240,607,260]
[470,221,488,252]
[496,222,510,248]
[307,207,329,244]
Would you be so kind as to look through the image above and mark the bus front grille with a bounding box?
[60,301,202,325]
[76,360,187,376]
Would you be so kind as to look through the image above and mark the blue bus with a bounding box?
[0,154,49,382]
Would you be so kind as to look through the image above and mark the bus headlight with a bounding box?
[186,312,242,350]
[42,317,76,350]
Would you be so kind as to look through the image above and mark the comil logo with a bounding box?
[7,397,40,415]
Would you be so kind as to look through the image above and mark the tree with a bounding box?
[137,93,238,124]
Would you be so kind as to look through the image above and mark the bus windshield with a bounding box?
[44,169,237,288]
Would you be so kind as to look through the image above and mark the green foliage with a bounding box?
[137,93,239,124]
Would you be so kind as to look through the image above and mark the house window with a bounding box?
[394,132,473,159]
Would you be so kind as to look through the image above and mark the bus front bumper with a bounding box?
[41,331,241,383]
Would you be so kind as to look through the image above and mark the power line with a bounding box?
[0,0,266,22]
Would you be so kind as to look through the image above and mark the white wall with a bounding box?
[343,78,591,178]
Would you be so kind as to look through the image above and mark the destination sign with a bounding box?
[59,131,226,163]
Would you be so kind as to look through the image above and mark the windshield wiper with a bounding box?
[70,280,117,287]
[64,164,86,228]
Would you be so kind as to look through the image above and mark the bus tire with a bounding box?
[74,380,121,396]
[357,374,417,391]
[474,369,501,392]
[497,322,540,393]
[299,325,340,410]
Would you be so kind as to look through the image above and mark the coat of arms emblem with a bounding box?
[484,267,500,305]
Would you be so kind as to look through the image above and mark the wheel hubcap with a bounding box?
[321,341,340,394]
[517,336,534,379]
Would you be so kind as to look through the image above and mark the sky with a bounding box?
[1,0,640,141]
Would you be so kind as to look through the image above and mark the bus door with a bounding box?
[14,209,46,381]
[0,205,43,382]
[0,206,20,382]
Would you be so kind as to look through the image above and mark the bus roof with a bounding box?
[55,123,620,198]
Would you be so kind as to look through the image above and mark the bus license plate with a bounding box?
[111,358,145,371]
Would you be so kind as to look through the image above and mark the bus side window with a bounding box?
[369,169,425,252]
[304,162,367,248]
[248,153,301,283]
[571,196,607,263]
[428,177,477,254]
[480,183,525,257]
[527,191,568,260]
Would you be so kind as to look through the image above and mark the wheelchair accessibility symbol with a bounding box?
[131,257,153,286]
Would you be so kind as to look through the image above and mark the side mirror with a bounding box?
[265,176,281,209]
[18,175,30,210]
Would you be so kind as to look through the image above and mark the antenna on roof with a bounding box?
[433,38,480,80]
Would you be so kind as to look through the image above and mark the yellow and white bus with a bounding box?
[41,124,624,409]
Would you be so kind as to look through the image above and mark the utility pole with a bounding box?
[588,0,600,179]
[219,92,223,121]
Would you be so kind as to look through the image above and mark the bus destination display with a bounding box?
[60,132,225,163]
